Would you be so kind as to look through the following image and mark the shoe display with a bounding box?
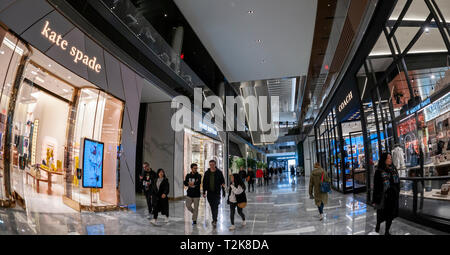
[229,225,235,230]
[150,219,157,224]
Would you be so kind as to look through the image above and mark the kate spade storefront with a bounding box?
[0,0,142,212]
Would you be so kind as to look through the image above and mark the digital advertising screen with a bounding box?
[81,138,104,188]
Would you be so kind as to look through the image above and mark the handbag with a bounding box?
[236,189,247,208]
[320,172,331,193]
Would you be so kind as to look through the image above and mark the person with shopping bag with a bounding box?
[227,173,247,230]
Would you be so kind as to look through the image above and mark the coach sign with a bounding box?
[335,83,360,122]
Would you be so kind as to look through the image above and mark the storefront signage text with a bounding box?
[199,121,218,136]
[338,91,353,113]
[406,98,430,115]
[424,92,450,122]
[41,21,102,73]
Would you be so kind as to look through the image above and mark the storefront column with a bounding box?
[3,53,29,198]
[143,102,184,199]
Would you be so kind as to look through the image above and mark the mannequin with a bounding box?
[392,143,406,170]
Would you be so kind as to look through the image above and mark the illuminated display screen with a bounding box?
[82,138,104,188]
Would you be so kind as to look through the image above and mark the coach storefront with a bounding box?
[315,80,370,194]
[0,0,142,212]
[313,0,450,231]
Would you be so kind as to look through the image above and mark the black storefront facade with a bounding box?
[313,0,450,232]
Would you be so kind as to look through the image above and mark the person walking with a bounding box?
[263,168,269,186]
[309,162,330,221]
[256,168,263,186]
[184,163,202,225]
[227,174,246,230]
[239,167,247,183]
[150,168,170,224]
[202,160,225,227]
[373,152,400,235]
[246,168,255,192]
[139,162,156,218]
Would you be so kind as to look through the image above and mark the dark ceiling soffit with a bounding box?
[84,0,195,93]
[47,0,183,98]
[299,0,337,123]
[312,0,397,129]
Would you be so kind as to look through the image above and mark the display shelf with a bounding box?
[400,189,450,201]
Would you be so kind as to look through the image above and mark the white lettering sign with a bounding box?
[41,21,102,73]
[338,91,353,112]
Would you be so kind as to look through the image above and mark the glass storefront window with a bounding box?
[0,31,29,200]
[0,37,125,212]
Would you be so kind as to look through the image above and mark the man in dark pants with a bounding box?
[202,160,225,227]
[139,162,156,219]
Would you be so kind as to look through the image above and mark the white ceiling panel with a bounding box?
[174,0,317,82]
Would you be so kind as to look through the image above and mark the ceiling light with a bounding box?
[0,50,4,55]
[31,71,38,75]
[164,14,168,17]
[425,27,430,33]
[68,76,71,79]
[62,89,69,93]
[48,64,51,67]
[431,75,435,79]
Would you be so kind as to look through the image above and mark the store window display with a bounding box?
[2,40,124,212]
[183,129,223,195]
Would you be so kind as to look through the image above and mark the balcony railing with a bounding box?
[100,0,205,88]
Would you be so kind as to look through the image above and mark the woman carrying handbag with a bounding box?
[309,162,331,221]
[228,173,247,230]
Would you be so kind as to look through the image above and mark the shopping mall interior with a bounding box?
[0,0,449,236]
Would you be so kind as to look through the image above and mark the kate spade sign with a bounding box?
[41,21,102,73]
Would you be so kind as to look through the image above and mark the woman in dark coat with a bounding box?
[150,168,170,224]
[372,152,400,235]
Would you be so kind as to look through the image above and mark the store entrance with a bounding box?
[340,120,367,193]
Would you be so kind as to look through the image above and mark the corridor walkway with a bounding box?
[0,173,445,235]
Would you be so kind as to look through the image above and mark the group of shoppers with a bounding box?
[139,162,170,224]
[184,160,246,230]
[142,151,399,234]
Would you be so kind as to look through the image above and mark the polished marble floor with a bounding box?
[0,173,446,235]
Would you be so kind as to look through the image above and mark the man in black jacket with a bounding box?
[184,163,202,225]
[202,160,225,227]
[139,162,156,218]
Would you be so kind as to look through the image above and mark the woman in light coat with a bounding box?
[309,162,330,220]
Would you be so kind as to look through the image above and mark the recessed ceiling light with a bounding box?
[164,14,168,17]
[431,75,435,79]
[68,76,71,79]
[425,27,430,33]
[48,64,51,67]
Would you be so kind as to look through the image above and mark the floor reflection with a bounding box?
[0,172,445,235]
